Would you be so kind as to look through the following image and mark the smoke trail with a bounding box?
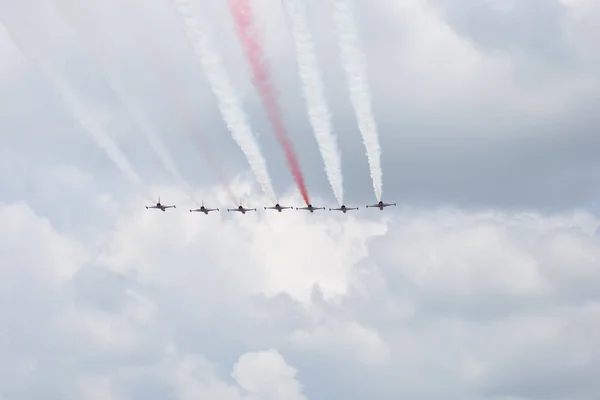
[192,135,239,205]
[125,97,200,203]
[170,0,277,203]
[53,0,199,205]
[124,3,238,205]
[0,21,154,203]
[229,0,311,206]
[331,0,383,201]
[281,0,343,205]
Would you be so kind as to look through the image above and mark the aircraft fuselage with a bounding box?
[366,201,396,210]
[228,206,255,214]
[297,204,324,213]
[147,203,175,212]
[265,204,292,212]
[329,205,359,213]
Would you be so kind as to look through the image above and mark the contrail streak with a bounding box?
[282,0,343,205]
[229,0,311,206]
[53,0,199,204]
[124,96,200,203]
[0,21,154,203]
[132,31,238,206]
[331,0,383,201]
[119,0,238,205]
[170,0,277,203]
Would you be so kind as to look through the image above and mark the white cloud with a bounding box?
[2,0,600,398]
[1,183,599,398]
[173,354,244,400]
[96,184,387,304]
[171,349,306,400]
[232,349,307,400]
[0,201,87,283]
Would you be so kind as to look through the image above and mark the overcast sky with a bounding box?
[1,0,600,398]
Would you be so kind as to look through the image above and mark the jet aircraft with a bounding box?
[227,203,257,214]
[329,205,359,213]
[264,203,293,212]
[146,197,176,212]
[190,201,219,214]
[365,201,396,210]
[296,204,325,213]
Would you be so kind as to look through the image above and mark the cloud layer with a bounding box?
[1,180,600,399]
[1,0,600,399]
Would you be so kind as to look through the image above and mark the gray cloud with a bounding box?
[1,0,600,398]
[428,0,571,64]
[1,0,598,209]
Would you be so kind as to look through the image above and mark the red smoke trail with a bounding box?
[230,0,311,205]
[133,17,238,205]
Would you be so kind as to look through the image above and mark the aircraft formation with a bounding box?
[1,0,394,212]
[146,199,396,213]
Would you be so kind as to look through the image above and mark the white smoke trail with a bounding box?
[331,0,383,201]
[52,0,199,205]
[171,0,277,202]
[61,89,155,203]
[0,22,154,203]
[282,0,344,205]
[124,98,200,204]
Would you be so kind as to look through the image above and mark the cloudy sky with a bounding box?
[1,0,600,398]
